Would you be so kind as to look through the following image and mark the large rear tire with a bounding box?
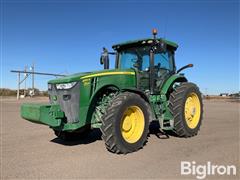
[169,82,203,137]
[100,92,151,154]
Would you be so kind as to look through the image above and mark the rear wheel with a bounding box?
[100,92,151,154]
[169,82,203,137]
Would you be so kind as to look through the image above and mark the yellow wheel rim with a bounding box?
[184,92,201,129]
[121,106,145,143]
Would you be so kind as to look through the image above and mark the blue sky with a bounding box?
[1,0,239,95]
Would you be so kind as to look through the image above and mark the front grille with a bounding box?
[48,82,80,123]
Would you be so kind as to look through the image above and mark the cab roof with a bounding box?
[112,38,178,51]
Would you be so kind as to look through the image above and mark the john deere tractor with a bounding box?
[21,29,203,154]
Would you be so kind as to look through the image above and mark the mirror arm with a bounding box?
[104,57,109,69]
[149,50,155,94]
[177,64,193,74]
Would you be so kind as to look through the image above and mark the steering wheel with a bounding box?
[157,67,171,77]
[159,67,170,72]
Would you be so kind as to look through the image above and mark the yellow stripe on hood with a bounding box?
[80,72,135,79]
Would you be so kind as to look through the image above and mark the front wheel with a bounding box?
[169,82,203,137]
[100,92,151,154]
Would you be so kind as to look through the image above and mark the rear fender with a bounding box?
[160,74,188,96]
[158,74,188,130]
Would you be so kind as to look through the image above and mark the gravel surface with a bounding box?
[1,97,239,179]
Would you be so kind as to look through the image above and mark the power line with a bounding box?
[11,68,66,100]
[10,70,66,77]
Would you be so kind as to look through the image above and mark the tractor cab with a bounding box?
[101,29,179,94]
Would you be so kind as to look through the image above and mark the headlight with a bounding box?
[56,82,77,90]
[48,84,52,90]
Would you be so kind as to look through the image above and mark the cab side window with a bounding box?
[154,51,174,71]
[141,55,150,71]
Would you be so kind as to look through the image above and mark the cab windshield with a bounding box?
[118,46,174,71]
[118,46,150,71]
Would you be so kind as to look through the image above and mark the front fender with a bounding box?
[122,88,150,103]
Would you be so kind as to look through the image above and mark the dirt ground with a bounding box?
[1,97,239,179]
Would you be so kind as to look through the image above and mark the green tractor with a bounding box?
[21,29,203,154]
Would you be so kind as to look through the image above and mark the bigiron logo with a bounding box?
[181,161,237,179]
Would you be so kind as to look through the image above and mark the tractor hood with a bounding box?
[48,69,135,84]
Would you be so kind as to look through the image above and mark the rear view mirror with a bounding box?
[100,47,109,69]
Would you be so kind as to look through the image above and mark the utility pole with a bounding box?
[31,63,34,96]
[17,72,20,100]
[11,68,65,100]
[24,66,27,97]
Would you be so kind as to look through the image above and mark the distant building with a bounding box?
[229,92,240,98]
[219,93,229,97]
[29,89,35,97]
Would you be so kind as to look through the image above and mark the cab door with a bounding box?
[138,53,150,91]
[152,50,175,93]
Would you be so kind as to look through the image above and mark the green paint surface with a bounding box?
[21,104,64,127]
[48,69,135,84]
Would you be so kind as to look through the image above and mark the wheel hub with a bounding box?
[121,106,145,143]
[122,116,132,131]
[191,107,196,116]
[184,93,201,129]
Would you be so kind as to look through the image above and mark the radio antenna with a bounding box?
[163,16,168,39]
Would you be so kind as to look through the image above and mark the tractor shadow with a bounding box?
[149,121,178,139]
[50,128,102,146]
[51,121,176,146]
